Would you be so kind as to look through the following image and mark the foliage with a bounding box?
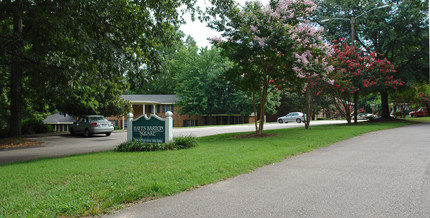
[126,34,250,117]
[0,0,196,136]
[208,0,322,134]
[0,121,414,217]
[241,86,282,116]
[315,0,429,118]
[289,8,335,129]
[0,87,9,137]
[327,39,404,122]
[114,136,197,152]
[391,83,430,117]
[327,41,364,123]
[413,83,430,107]
[174,41,247,115]
[21,118,50,135]
[126,31,188,95]
[317,117,329,120]
[171,135,198,150]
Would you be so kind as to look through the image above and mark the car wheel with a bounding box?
[278,119,283,124]
[106,132,111,136]
[296,118,301,123]
[84,129,91,137]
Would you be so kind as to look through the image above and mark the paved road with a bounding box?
[0,120,350,164]
[105,122,430,218]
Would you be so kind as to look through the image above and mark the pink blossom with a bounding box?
[255,36,267,47]
[288,12,295,19]
[326,65,334,73]
[297,73,306,78]
[210,36,223,44]
[292,66,301,72]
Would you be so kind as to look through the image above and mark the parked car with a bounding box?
[356,113,374,120]
[277,112,306,124]
[69,115,114,137]
[351,113,378,120]
[409,107,429,117]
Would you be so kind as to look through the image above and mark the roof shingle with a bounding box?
[122,95,179,104]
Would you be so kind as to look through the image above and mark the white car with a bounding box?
[277,112,306,124]
[69,115,114,137]
[352,113,377,120]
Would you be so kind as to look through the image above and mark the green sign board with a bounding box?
[132,115,165,143]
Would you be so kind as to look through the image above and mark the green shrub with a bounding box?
[317,117,329,120]
[114,136,197,152]
[47,125,55,133]
[21,118,49,135]
[114,126,122,131]
[0,127,8,139]
[393,111,408,118]
[171,136,197,149]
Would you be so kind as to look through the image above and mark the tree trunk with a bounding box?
[380,90,390,119]
[304,89,312,129]
[353,92,358,124]
[258,83,268,134]
[9,0,24,137]
[251,85,258,134]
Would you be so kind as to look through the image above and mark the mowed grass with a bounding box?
[0,120,424,217]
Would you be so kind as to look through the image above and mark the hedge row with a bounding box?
[114,136,197,152]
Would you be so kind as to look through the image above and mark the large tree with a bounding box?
[174,39,247,115]
[0,0,195,136]
[328,39,404,122]
[126,31,189,95]
[289,17,335,129]
[315,0,429,119]
[328,40,365,124]
[208,0,320,134]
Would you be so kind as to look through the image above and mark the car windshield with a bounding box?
[90,116,108,122]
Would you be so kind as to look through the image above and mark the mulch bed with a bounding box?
[0,138,42,149]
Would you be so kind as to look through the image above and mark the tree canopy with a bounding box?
[0,0,195,136]
[315,0,429,118]
[208,0,326,134]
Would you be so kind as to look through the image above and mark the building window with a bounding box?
[145,105,152,114]
[110,120,118,127]
[61,124,70,132]
[183,120,198,127]
[163,104,174,113]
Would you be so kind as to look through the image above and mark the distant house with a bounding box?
[43,113,76,133]
[107,95,252,128]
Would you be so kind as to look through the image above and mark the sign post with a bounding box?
[127,112,173,143]
[127,113,133,142]
[165,111,173,143]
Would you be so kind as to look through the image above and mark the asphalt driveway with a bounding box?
[105,122,430,218]
[0,120,351,164]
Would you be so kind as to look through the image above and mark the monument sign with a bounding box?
[127,111,173,143]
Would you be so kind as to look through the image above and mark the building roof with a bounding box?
[122,95,179,104]
[43,113,76,124]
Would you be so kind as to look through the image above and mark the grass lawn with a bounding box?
[0,119,427,217]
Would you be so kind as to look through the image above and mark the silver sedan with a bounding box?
[69,115,114,137]
[277,112,306,124]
